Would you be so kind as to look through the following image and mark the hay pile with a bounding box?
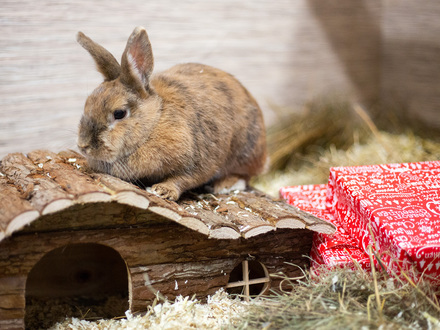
[254,99,440,196]
[243,266,440,329]
[256,130,440,197]
[50,99,440,329]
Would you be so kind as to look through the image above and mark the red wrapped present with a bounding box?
[327,161,440,283]
[280,184,372,271]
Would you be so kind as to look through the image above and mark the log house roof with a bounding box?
[0,150,335,241]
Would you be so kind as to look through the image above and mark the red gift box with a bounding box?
[327,161,440,283]
[280,184,372,271]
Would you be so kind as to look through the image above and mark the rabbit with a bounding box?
[76,26,267,201]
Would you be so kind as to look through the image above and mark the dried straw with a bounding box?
[266,98,372,171]
[254,100,440,196]
[242,263,440,330]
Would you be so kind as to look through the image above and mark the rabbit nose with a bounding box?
[77,142,90,155]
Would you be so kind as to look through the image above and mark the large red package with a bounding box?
[327,161,440,283]
[280,184,372,271]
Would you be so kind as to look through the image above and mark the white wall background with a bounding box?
[2,0,438,158]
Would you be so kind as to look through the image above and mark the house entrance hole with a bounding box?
[226,260,270,301]
[25,243,129,329]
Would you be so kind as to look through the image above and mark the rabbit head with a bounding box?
[76,27,161,165]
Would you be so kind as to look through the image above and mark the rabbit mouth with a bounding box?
[77,136,124,163]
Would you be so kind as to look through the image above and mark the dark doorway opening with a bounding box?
[25,243,129,329]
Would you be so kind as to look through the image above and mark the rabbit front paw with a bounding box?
[151,182,180,201]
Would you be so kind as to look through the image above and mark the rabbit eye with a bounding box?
[113,109,127,120]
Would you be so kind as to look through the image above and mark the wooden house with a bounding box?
[0,150,334,329]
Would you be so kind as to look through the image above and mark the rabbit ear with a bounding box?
[77,32,121,81]
[120,27,154,96]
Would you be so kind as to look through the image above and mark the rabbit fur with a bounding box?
[77,26,267,201]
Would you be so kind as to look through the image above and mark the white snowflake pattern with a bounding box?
[419,225,434,234]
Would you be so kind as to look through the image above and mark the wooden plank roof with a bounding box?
[0,149,335,241]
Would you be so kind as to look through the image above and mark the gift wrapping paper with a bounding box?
[327,161,440,282]
[280,184,371,271]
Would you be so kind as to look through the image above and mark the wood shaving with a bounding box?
[50,289,247,330]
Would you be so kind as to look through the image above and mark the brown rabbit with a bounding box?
[76,27,267,201]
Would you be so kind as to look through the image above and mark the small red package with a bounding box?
[280,184,372,271]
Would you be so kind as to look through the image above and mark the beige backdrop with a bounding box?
[0,0,438,158]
